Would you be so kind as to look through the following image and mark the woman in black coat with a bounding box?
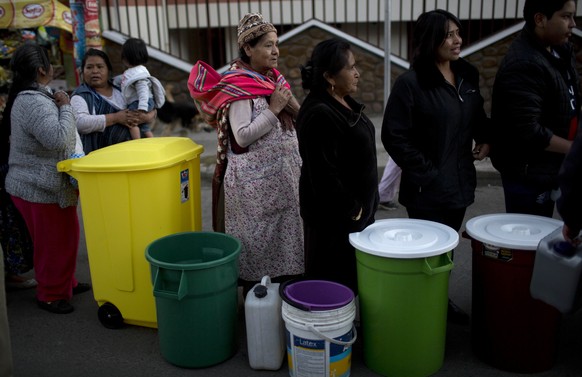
[382,10,490,231]
[381,10,490,322]
[296,39,379,294]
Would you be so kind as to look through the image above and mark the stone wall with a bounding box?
[278,27,407,115]
[104,26,582,117]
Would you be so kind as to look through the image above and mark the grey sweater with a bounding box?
[6,89,78,208]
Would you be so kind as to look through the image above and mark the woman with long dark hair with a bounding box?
[4,43,91,314]
[381,10,491,323]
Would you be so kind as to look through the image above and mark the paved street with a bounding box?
[5,118,582,376]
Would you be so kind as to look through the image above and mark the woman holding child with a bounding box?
[71,48,155,153]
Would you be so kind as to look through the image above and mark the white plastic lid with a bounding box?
[349,218,459,259]
[465,213,563,250]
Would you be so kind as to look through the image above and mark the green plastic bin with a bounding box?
[145,231,241,368]
[349,219,458,377]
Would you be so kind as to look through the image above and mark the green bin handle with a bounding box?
[422,253,454,276]
[153,268,188,301]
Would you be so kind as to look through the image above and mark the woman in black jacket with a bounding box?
[382,9,489,231]
[381,10,490,322]
[296,39,379,294]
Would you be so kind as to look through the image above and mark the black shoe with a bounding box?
[73,282,92,295]
[447,300,469,325]
[37,299,74,314]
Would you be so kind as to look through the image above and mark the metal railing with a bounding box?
[99,0,573,67]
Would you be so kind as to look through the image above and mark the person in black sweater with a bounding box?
[296,38,379,294]
[491,0,579,217]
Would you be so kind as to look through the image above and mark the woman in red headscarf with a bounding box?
[189,13,304,295]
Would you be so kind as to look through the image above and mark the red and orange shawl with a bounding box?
[188,59,295,231]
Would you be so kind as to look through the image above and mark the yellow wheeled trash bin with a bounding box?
[58,137,203,329]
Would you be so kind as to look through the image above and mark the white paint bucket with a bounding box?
[281,280,356,377]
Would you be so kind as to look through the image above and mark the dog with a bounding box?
[152,84,211,136]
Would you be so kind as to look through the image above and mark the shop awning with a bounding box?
[0,0,72,33]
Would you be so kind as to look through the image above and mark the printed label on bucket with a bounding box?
[286,330,353,377]
[180,168,189,203]
[482,243,513,262]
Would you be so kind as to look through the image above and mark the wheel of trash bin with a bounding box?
[98,303,124,329]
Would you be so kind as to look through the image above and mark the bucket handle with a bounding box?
[307,323,358,347]
[421,253,454,276]
[153,268,188,301]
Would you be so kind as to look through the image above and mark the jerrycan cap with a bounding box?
[253,284,268,298]
[252,275,272,298]
[553,241,576,257]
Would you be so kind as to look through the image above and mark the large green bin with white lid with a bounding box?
[350,218,458,377]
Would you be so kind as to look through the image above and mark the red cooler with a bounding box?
[465,214,563,373]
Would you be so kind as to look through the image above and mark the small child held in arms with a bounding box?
[119,38,165,139]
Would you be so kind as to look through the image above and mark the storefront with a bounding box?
[0,0,77,91]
